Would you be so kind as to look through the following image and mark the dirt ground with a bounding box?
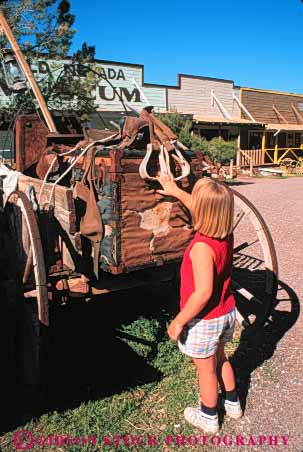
[218,177,303,452]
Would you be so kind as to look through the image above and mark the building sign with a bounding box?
[62,63,142,105]
[0,58,167,112]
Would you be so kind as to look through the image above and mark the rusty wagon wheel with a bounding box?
[5,190,50,414]
[231,189,278,329]
[5,190,48,326]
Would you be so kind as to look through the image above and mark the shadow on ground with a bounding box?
[0,271,299,434]
[43,284,174,409]
[0,280,179,433]
[229,279,300,413]
[226,180,255,186]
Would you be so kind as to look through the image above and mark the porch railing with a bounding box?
[263,146,303,164]
[238,149,263,167]
[238,147,303,166]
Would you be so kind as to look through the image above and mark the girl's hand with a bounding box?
[167,319,183,341]
[156,174,179,197]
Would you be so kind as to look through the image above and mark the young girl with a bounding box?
[157,176,242,434]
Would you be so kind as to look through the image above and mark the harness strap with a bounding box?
[139,143,191,181]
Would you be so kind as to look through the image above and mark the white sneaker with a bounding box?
[184,407,219,434]
[218,395,243,419]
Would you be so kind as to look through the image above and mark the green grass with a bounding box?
[0,317,242,452]
[223,178,237,184]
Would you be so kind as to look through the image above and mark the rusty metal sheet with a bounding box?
[15,115,48,172]
[120,172,195,270]
[15,113,83,173]
[95,152,202,274]
[95,154,201,274]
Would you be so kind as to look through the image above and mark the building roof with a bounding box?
[266,123,303,131]
[241,87,303,98]
[193,115,264,126]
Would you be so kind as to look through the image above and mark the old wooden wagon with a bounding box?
[0,10,278,412]
[4,111,278,328]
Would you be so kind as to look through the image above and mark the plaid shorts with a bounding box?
[178,308,236,358]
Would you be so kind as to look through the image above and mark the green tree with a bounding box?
[159,112,237,164]
[0,0,75,57]
[0,1,96,115]
[45,42,97,115]
[157,111,208,151]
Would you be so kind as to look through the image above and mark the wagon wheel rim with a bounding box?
[231,188,278,329]
[5,190,49,326]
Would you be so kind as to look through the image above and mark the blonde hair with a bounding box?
[191,178,234,239]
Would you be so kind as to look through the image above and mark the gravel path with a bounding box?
[217,177,303,452]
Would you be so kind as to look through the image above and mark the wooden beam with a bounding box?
[261,131,266,164]
[272,105,288,124]
[291,103,303,123]
[236,131,241,167]
[233,94,256,122]
[211,90,232,120]
[274,135,279,163]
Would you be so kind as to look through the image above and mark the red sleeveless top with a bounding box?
[180,232,235,319]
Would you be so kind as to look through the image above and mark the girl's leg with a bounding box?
[216,343,242,418]
[216,343,236,392]
[193,355,217,408]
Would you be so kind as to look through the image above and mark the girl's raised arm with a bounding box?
[157,175,192,210]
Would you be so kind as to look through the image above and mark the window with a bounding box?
[278,133,286,148]
[295,133,302,148]
[266,132,275,148]
[248,131,263,150]
[200,128,228,141]
[287,133,294,147]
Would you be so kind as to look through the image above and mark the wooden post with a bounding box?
[230,159,233,178]
[236,129,241,167]
[0,10,57,134]
[261,131,266,164]
[249,156,253,177]
[274,136,278,164]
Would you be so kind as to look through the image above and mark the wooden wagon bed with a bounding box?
[15,148,202,278]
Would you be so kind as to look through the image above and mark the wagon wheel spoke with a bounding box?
[233,238,259,254]
[233,211,247,231]
[231,189,278,328]
[22,246,33,285]
[232,280,265,323]
[232,278,269,327]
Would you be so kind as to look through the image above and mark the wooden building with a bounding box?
[167,74,241,139]
[239,87,303,165]
[166,74,264,147]
[1,54,303,167]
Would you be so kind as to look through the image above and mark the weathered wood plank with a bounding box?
[18,175,76,234]
[18,175,74,211]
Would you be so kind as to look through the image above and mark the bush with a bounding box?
[158,112,237,164]
[207,137,237,165]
